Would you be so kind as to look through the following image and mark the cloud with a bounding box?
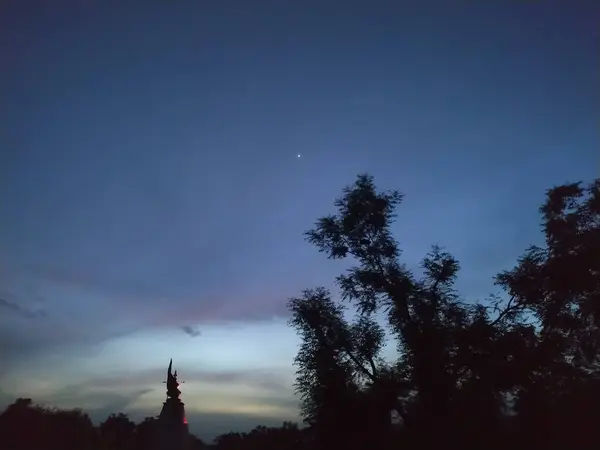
[87,390,154,424]
[0,262,295,374]
[181,325,201,338]
[5,262,292,326]
[47,386,154,421]
[195,369,291,392]
[0,297,46,319]
[61,366,294,397]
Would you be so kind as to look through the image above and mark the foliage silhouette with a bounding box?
[288,174,600,450]
[0,398,97,450]
[0,397,306,450]
[0,398,211,450]
[100,413,137,450]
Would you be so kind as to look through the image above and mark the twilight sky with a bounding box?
[1,0,598,441]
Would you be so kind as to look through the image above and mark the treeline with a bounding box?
[0,397,307,449]
[0,398,210,450]
[2,174,599,450]
[0,398,310,449]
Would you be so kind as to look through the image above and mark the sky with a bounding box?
[1,0,598,441]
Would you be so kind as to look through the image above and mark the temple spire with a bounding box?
[165,358,182,399]
[158,359,189,450]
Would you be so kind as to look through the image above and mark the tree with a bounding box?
[497,179,600,367]
[134,416,159,450]
[188,432,207,450]
[100,412,136,450]
[288,174,543,449]
[288,288,369,448]
[495,179,600,450]
[213,422,305,450]
[213,431,246,450]
[0,398,97,450]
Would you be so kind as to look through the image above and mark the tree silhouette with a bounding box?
[134,416,160,450]
[213,422,305,450]
[100,412,137,450]
[495,179,600,450]
[0,398,97,450]
[289,175,478,447]
[0,398,209,450]
[188,432,206,450]
[288,174,600,450]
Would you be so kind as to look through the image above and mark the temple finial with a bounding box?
[166,359,181,399]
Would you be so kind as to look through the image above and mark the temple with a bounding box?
[157,359,189,450]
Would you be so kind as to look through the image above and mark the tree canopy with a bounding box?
[288,174,600,450]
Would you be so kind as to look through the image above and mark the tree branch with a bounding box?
[490,295,519,327]
[343,345,377,383]
[367,356,379,379]
[314,325,377,383]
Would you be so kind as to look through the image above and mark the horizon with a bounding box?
[1,0,598,441]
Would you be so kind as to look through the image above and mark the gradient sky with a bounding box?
[1,0,598,441]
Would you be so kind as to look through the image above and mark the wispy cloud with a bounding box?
[181,325,201,337]
[64,367,294,395]
[195,369,292,393]
[7,263,292,324]
[36,384,155,423]
[0,262,293,371]
[0,297,46,319]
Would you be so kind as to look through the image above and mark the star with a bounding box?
[297,154,301,158]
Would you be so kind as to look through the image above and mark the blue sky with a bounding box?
[1,0,598,441]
